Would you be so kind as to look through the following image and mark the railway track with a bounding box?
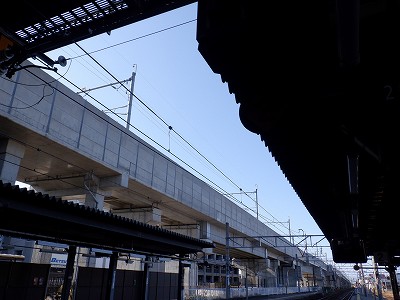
[315,288,355,300]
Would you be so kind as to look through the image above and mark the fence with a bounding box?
[187,286,321,299]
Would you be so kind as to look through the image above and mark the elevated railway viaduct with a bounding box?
[2,0,399,298]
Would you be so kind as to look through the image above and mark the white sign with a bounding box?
[50,253,67,266]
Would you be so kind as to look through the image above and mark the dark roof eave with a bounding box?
[0,181,214,255]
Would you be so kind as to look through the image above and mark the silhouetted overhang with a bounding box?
[0,181,214,256]
[0,0,195,78]
[196,0,400,265]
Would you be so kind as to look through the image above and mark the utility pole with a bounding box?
[360,263,367,296]
[288,218,293,245]
[245,265,248,300]
[126,65,137,130]
[225,222,230,299]
[387,264,400,300]
[255,187,258,220]
[77,69,136,130]
[372,256,383,300]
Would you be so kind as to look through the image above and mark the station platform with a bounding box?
[231,288,396,300]
[352,288,393,300]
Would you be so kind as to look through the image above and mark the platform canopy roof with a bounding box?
[0,181,214,256]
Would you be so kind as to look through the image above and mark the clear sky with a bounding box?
[38,2,368,281]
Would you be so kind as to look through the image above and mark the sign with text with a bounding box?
[50,253,67,266]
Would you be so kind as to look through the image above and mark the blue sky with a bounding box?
[39,2,364,280]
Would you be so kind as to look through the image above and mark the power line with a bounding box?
[1,64,296,240]
[67,19,197,61]
[70,40,282,229]
[16,67,246,209]
[13,16,321,247]
[58,18,297,236]
[73,42,253,202]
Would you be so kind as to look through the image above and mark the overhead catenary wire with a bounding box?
[65,19,245,195]
[11,54,305,248]
[0,70,292,239]
[2,153,298,262]
[0,130,328,274]
[97,27,238,183]
[0,84,54,110]
[74,42,247,194]
[67,19,197,61]
[7,17,319,249]
[19,67,244,209]
[0,15,366,283]
[64,17,259,209]
[38,47,308,243]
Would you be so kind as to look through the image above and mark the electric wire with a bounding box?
[36,67,231,199]
[66,18,258,208]
[0,14,368,284]
[67,19,197,61]
[47,45,131,115]
[68,44,261,211]
[0,125,295,252]
[62,17,259,211]
[0,63,310,244]
[63,17,244,198]
[3,67,250,219]
[94,28,234,176]
[0,157,106,199]
[61,46,112,85]
[1,149,351,275]
[3,59,307,255]
[1,152,290,262]
[0,84,54,110]
[1,57,72,87]
[2,18,324,258]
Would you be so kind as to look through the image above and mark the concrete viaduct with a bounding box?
[0,61,348,297]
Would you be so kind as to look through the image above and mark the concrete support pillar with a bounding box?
[83,172,104,209]
[200,221,211,239]
[81,175,106,268]
[0,138,25,183]
[387,264,400,300]
[0,138,31,259]
[83,187,105,209]
[203,262,206,284]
